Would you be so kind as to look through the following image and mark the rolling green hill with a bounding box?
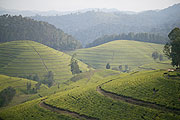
[0,40,90,83]
[68,40,172,70]
[1,70,179,120]
[102,70,180,109]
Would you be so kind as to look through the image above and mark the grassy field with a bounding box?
[102,70,180,109]
[0,74,47,107]
[0,40,90,83]
[0,98,76,120]
[1,70,179,120]
[68,40,172,71]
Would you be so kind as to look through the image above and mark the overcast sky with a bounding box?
[0,0,180,12]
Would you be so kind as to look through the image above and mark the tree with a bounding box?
[125,65,128,72]
[70,54,82,74]
[43,71,54,87]
[164,27,180,68]
[35,82,41,90]
[119,65,122,71]
[26,82,31,92]
[152,51,159,60]
[159,54,163,61]
[33,74,40,82]
[0,86,16,107]
[0,14,82,51]
[106,63,110,69]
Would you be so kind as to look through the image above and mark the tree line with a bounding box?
[20,71,54,91]
[164,27,180,68]
[86,32,169,48]
[0,14,82,51]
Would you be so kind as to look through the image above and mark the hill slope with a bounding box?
[0,14,82,51]
[1,70,179,119]
[0,40,89,83]
[68,40,171,70]
[102,70,180,109]
[0,74,47,107]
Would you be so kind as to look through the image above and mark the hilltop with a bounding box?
[68,40,172,70]
[0,40,89,84]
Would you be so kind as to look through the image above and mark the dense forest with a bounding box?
[86,32,169,48]
[0,14,82,51]
[32,3,180,46]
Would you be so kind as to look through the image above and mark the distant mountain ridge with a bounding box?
[0,7,126,16]
[31,3,180,46]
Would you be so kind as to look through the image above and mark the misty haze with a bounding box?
[0,0,180,120]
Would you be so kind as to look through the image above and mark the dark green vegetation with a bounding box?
[0,74,47,107]
[70,54,82,75]
[86,32,168,48]
[68,40,172,70]
[164,27,180,68]
[32,4,180,45]
[0,14,82,51]
[0,40,89,83]
[0,86,16,107]
[1,70,179,120]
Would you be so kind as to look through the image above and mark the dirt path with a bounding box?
[27,41,48,72]
[39,101,98,120]
[97,85,180,115]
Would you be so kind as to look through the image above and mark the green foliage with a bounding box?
[70,54,82,75]
[152,51,159,60]
[86,32,168,48]
[159,54,164,61]
[164,27,180,68]
[0,86,16,107]
[119,65,122,71]
[26,82,31,92]
[106,63,110,69]
[0,74,47,107]
[124,65,129,72]
[43,71,54,87]
[0,14,82,51]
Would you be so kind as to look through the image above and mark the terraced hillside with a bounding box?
[0,40,89,83]
[1,70,179,120]
[0,74,47,107]
[68,40,172,70]
[102,70,180,109]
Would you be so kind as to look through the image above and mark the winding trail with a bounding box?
[39,101,98,120]
[97,85,180,115]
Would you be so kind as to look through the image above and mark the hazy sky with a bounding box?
[0,0,180,12]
